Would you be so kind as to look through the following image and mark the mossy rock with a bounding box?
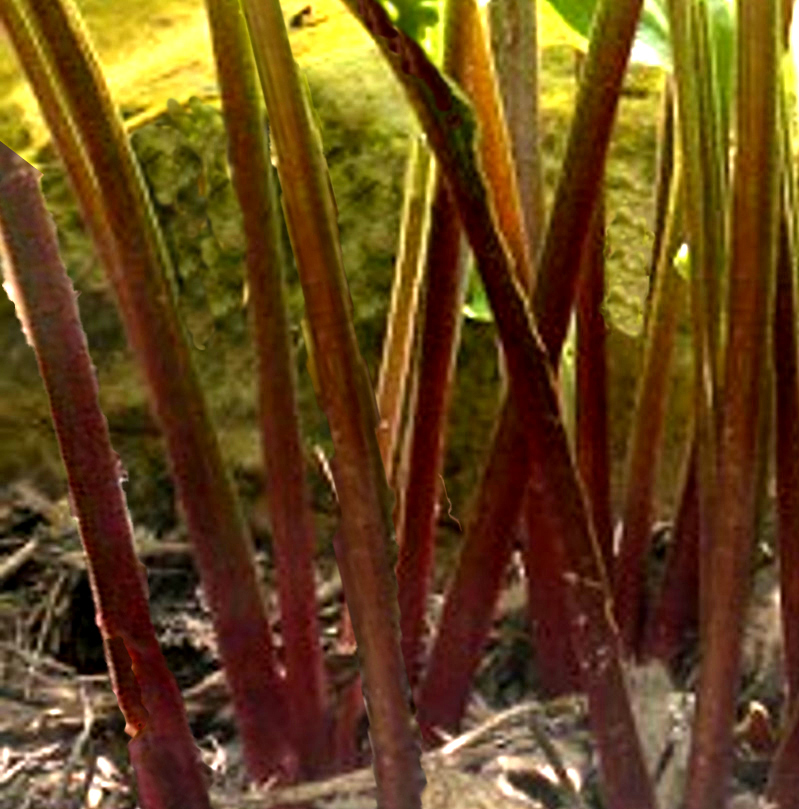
[0,43,680,541]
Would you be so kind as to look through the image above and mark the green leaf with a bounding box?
[544,0,733,71]
[462,254,494,322]
[544,0,671,67]
[544,0,595,42]
[635,3,671,67]
[560,314,577,440]
[707,0,737,141]
[673,242,691,282]
[379,0,440,48]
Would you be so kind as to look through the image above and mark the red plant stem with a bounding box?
[575,183,613,574]
[340,2,659,805]
[531,5,643,363]
[522,135,609,700]
[450,0,534,399]
[488,0,545,278]
[641,440,700,665]
[331,660,364,771]
[520,183,610,700]
[376,135,432,484]
[523,485,582,697]
[682,3,780,806]
[774,216,799,706]
[252,172,329,772]
[448,0,532,288]
[416,406,533,735]
[613,79,680,651]
[767,686,799,808]
[18,0,296,779]
[644,78,676,325]
[419,0,645,729]
[203,0,328,776]
[243,0,427,802]
[392,330,424,549]
[0,142,210,809]
[767,160,799,809]
[395,171,468,688]
[614,168,685,657]
[397,0,529,698]
[334,308,426,771]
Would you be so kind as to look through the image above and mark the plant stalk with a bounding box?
[241,0,426,804]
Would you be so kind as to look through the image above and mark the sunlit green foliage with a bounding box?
[545,0,734,75]
[379,0,440,48]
